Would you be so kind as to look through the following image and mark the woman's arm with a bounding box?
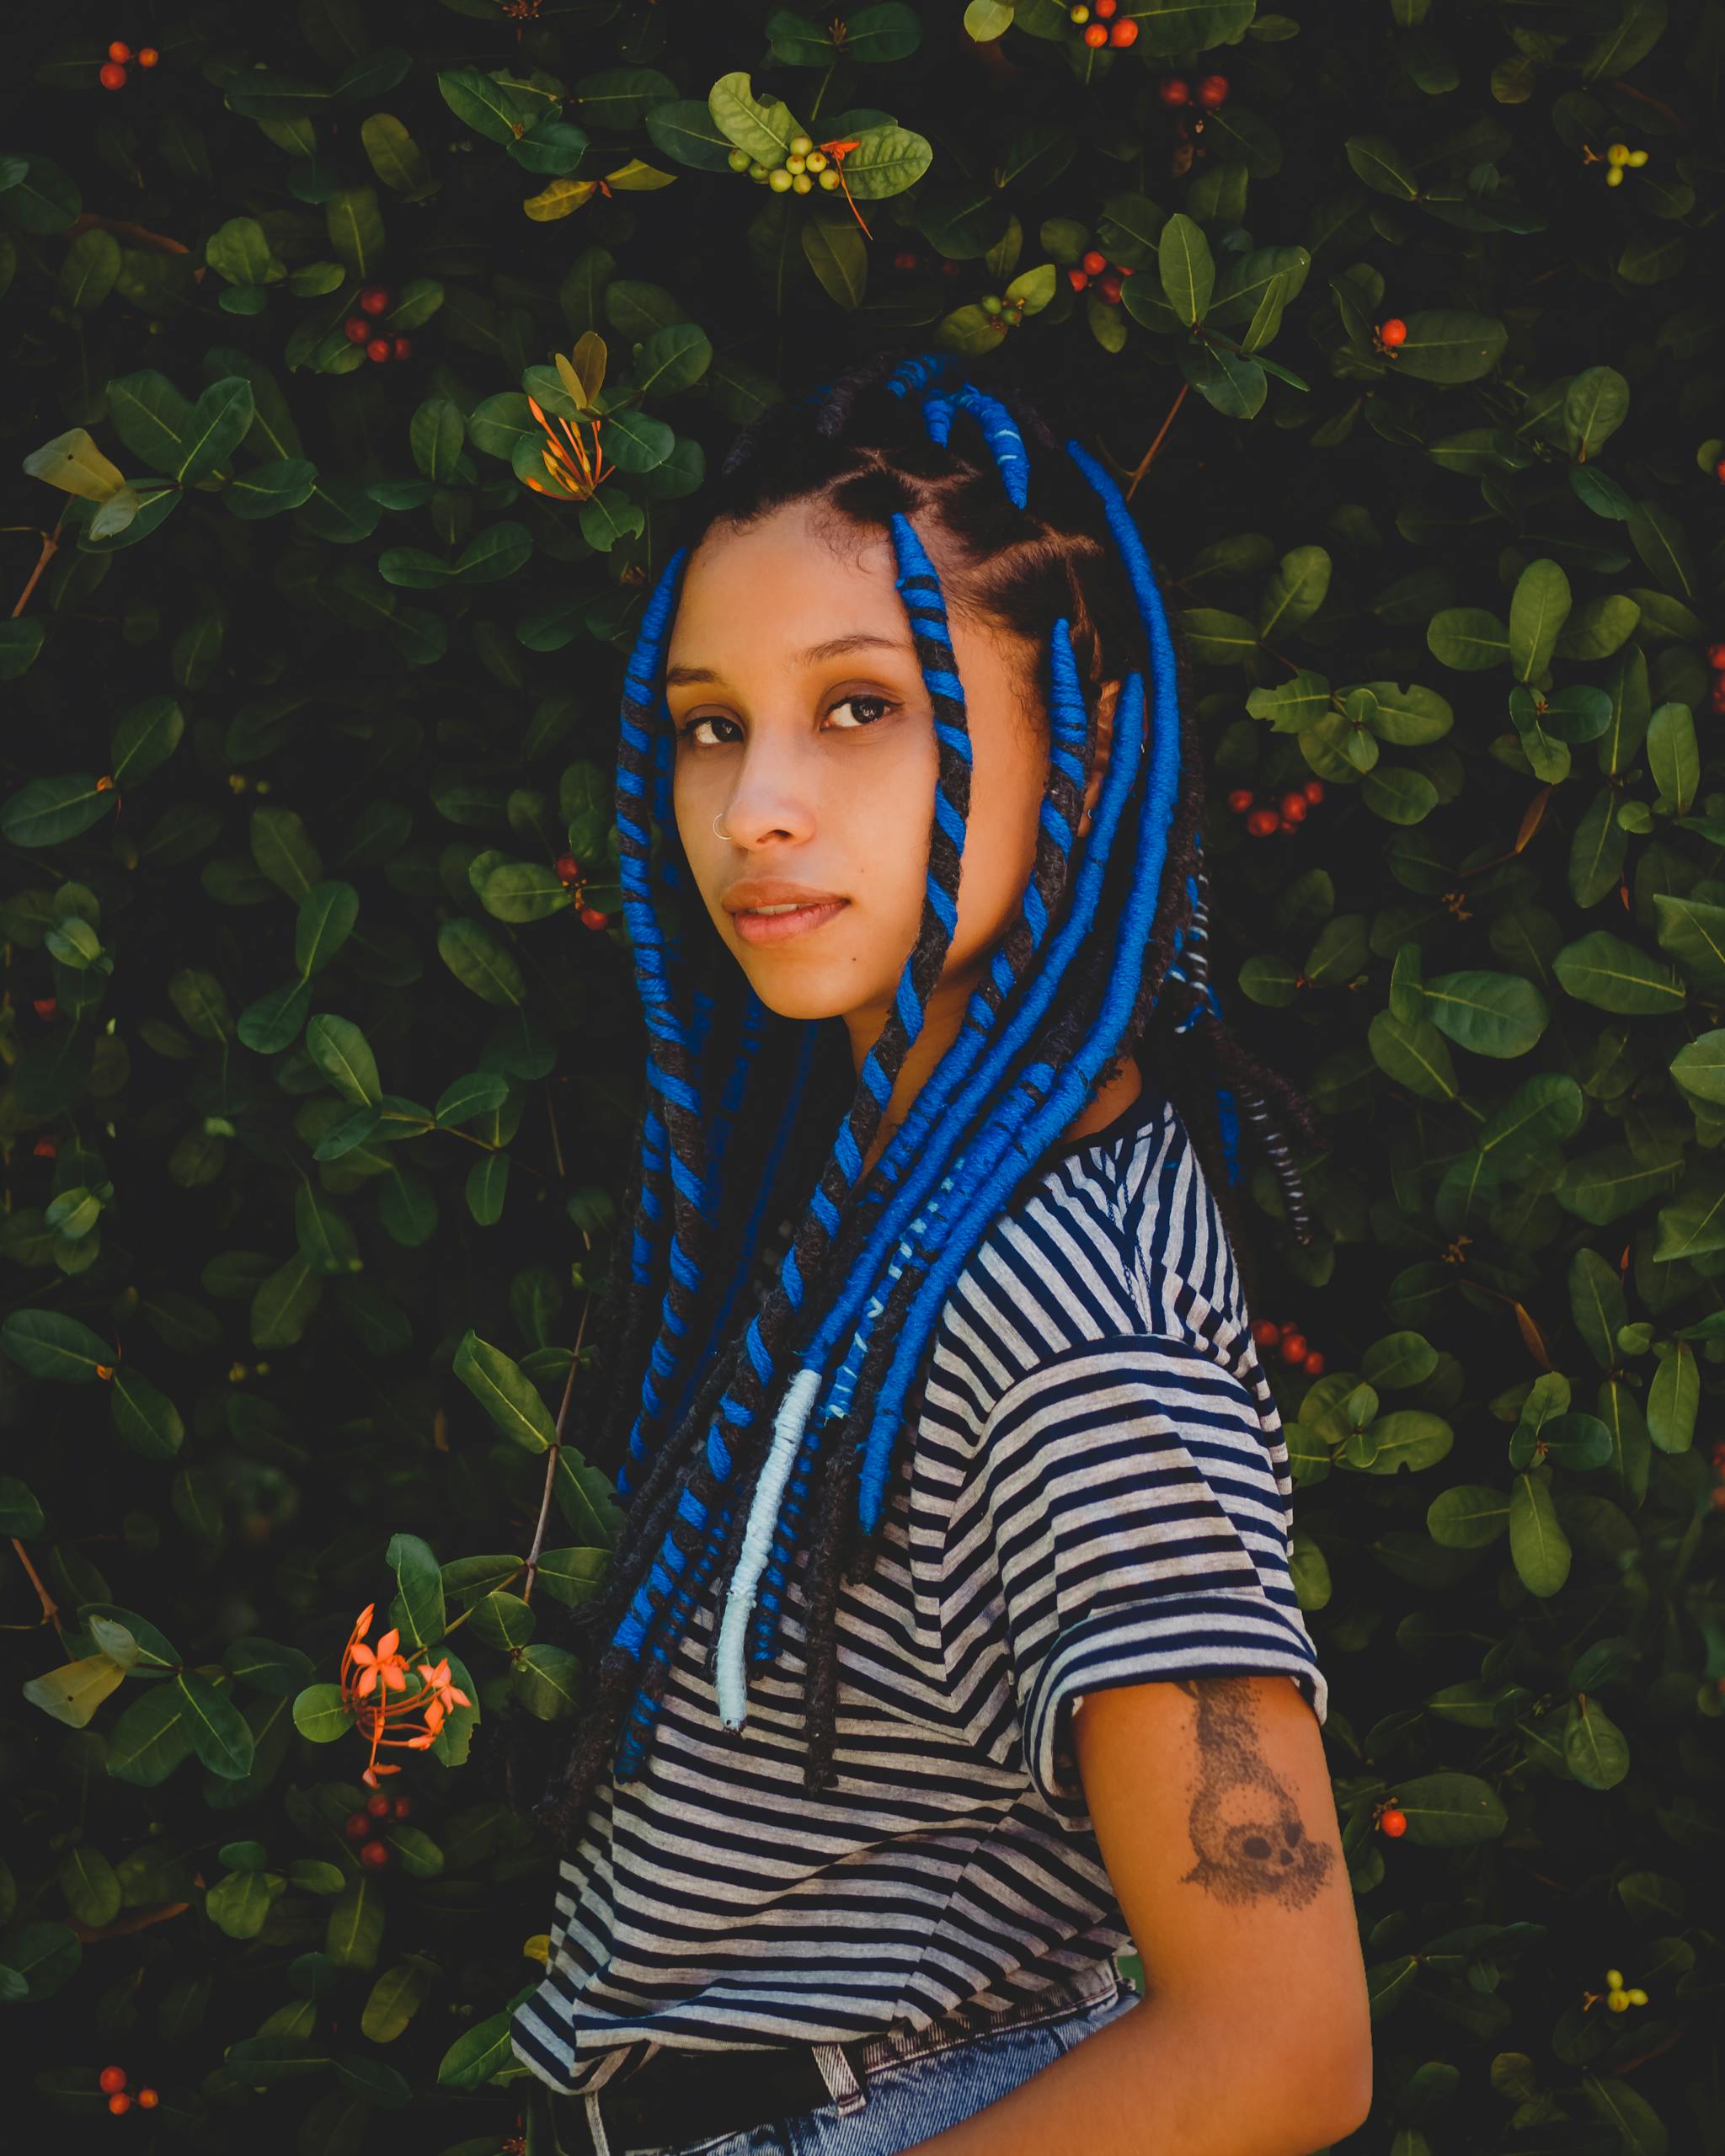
[905,1675,1373,2156]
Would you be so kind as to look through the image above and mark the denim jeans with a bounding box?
[611,1968,1143,2156]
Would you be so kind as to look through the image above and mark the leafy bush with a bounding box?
[3,3,1722,2151]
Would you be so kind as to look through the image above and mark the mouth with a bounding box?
[729,899,850,946]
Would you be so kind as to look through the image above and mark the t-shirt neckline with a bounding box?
[1045,1074,1170,1162]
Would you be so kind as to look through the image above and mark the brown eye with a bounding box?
[826,694,898,729]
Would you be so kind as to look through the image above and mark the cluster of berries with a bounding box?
[1251,1315,1325,1376]
[1066,248,1135,304]
[344,1786,413,1868]
[553,851,612,930]
[99,40,158,88]
[1596,1968,1650,2012]
[1706,640,1725,716]
[891,248,961,277]
[980,291,1028,333]
[1376,1802,1407,1838]
[1157,72,1230,108]
[97,2065,159,2115]
[726,136,841,195]
[341,285,411,364]
[1226,777,1324,837]
[1601,141,1649,186]
[1068,1,1138,47]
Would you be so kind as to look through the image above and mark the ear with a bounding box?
[1075,678,1122,843]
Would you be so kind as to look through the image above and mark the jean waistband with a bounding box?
[847,1959,1122,2081]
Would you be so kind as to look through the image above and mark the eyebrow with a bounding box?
[662,632,916,689]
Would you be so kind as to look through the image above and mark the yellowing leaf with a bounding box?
[602,159,677,192]
[556,332,607,411]
[23,427,128,502]
[522,178,596,222]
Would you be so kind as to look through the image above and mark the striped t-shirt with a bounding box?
[510,1075,1327,2097]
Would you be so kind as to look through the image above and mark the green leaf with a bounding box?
[1344,135,1419,199]
[325,186,385,277]
[387,1532,446,1658]
[452,1331,559,1453]
[1391,1773,1509,1845]
[1426,607,1509,670]
[438,67,531,144]
[1423,970,1548,1058]
[1509,1470,1571,1597]
[205,217,277,287]
[1553,931,1685,1017]
[708,72,803,164]
[292,1683,354,1742]
[802,217,868,310]
[1508,558,1571,682]
[838,126,933,200]
[1158,212,1213,328]
[306,1014,383,1104]
[1391,310,1507,383]
[178,377,255,486]
[361,115,437,199]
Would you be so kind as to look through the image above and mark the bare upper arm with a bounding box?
[1073,1674,1372,2120]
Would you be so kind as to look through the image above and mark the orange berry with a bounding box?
[1301,1350,1325,1376]
[1226,787,1256,814]
[136,2089,159,2109]
[392,1794,413,1820]
[109,2093,132,2114]
[344,1811,373,1840]
[1082,21,1109,43]
[344,317,371,344]
[99,2066,128,2094]
[1278,1321,1297,1337]
[1108,18,1138,42]
[1066,267,1090,291]
[1157,77,1190,105]
[1280,1332,1308,1364]
[1280,792,1309,823]
[579,905,611,929]
[392,335,412,361]
[1093,0,1117,12]
[1252,1317,1280,1348]
[1379,318,1407,348]
[1302,779,1323,803]
[1195,72,1229,105]
[137,46,158,66]
[1380,1807,1407,1837]
[1246,807,1279,837]
[359,1837,391,1869]
[99,60,127,88]
[1081,249,1108,275]
[365,337,391,363]
[366,1790,393,1817]
[108,40,132,61]
[359,285,390,315]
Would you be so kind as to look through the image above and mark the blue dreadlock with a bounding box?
[525,347,1315,1840]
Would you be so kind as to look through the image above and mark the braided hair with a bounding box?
[491,345,1324,1846]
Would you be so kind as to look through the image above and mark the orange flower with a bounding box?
[521,395,611,501]
[339,1603,470,1786]
[817,137,873,241]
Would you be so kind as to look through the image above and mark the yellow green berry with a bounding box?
[789,134,814,156]
[817,168,840,189]
[1607,1990,1629,2012]
[1627,1988,1648,2005]
[768,166,793,192]
[805,150,827,172]
[1606,1970,1624,1989]
[793,171,813,193]
[1606,142,1629,165]
[727,147,751,173]
[786,153,805,174]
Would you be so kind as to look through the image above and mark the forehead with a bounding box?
[668,504,898,654]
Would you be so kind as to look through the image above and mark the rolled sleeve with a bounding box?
[975,1332,1328,1828]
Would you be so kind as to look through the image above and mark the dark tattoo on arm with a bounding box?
[1172,1678,1336,1909]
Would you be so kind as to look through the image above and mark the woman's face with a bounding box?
[665,499,1116,1052]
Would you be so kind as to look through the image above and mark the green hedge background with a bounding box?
[3,1,1723,2150]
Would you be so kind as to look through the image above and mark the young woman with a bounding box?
[502,347,1372,2156]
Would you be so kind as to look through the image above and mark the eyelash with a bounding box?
[674,692,900,749]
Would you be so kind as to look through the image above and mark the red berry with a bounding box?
[1195,72,1229,106]
[1380,1807,1407,1838]
[579,905,610,929]
[1280,792,1309,823]
[137,46,158,66]
[136,2089,159,2109]
[1301,1350,1325,1376]
[359,285,390,315]
[1081,249,1108,275]
[1246,807,1279,837]
[344,317,371,344]
[894,249,917,270]
[365,337,391,363]
[99,60,127,88]
[1108,18,1138,42]
[359,1838,391,1869]
[1157,77,1190,105]
[1066,267,1090,291]
[1093,0,1117,13]
[392,1794,413,1820]
[1083,21,1109,43]
[366,1790,393,1817]
[344,1811,373,1841]
[1226,787,1255,814]
[99,2066,127,2095]
[1379,318,1407,349]
[109,2093,132,2115]
[1706,643,1725,670]
[1710,683,1725,712]
[392,335,412,361]
[1099,273,1124,302]
[554,851,581,883]
[1278,1321,1298,1337]
[1302,779,1324,803]
[1715,456,1725,483]
[108,40,132,61]
[1280,1332,1308,1364]
[33,997,56,1019]
[1252,1317,1280,1348]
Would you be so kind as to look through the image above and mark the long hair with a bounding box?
[488,345,1323,1848]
